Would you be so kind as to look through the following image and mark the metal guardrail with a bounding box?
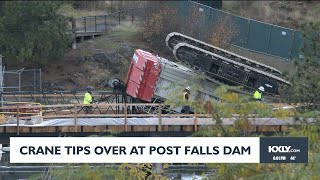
[70,7,151,34]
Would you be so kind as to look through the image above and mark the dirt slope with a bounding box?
[41,23,150,91]
[223,1,320,29]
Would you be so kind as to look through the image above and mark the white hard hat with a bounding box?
[258,86,265,92]
[185,86,190,91]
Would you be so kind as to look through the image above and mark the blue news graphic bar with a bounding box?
[260,137,308,163]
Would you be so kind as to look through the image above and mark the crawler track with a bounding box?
[166,32,282,76]
[172,43,290,97]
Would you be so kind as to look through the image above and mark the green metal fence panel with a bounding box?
[175,1,303,60]
[208,8,229,32]
[208,9,250,48]
[290,31,303,60]
[268,26,294,59]
[208,7,218,34]
[232,15,250,48]
[164,1,179,9]
[188,2,212,35]
[247,20,272,53]
[178,0,190,19]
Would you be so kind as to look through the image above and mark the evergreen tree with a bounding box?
[0,1,71,63]
[282,22,320,111]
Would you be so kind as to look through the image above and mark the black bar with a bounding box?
[104,15,107,31]
[131,8,134,23]
[118,12,121,25]
[84,17,87,32]
[95,16,97,32]
[72,18,76,33]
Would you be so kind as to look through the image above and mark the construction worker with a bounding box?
[83,86,93,114]
[181,86,191,114]
[253,86,264,101]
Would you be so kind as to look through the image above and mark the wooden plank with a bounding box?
[158,103,162,132]
[108,126,125,132]
[20,127,30,133]
[143,126,150,132]
[68,126,76,132]
[132,126,144,132]
[32,127,44,133]
[183,125,194,132]
[168,126,181,132]
[0,127,4,133]
[74,105,78,132]
[124,103,128,132]
[94,126,106,133]
[83,126,95,132]
[149,126,157,132]
[194,111,198,131]
[257,125,279,132]
[6,127,17,133]
[60,126,70,132]
[126,126,132,132]
[17,107,20,135]
[162,125,169,131]
[45,127,57,133]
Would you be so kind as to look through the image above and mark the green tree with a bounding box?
[0,1,71,64]
[281,21,320,111]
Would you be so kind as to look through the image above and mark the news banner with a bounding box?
[10,137,308,163]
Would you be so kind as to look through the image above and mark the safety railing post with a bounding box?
[131,8,134,23]
[72,18,77,33]
[104,15,107,31]
[16,106,20,135]
[95,16,97,32]
[158,103,162,132]
[194,110,198,132]
[84,17,87,32]
[124,103,128,132]
[245,19,251,48]
[74,104,78,132]
[288,31,295,60]
[118,12,121,25]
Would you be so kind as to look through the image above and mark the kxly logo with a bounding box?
[268,146,300,153]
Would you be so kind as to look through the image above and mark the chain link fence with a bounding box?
[3,69,41,92]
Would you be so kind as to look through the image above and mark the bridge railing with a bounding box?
[0,103,314,135]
